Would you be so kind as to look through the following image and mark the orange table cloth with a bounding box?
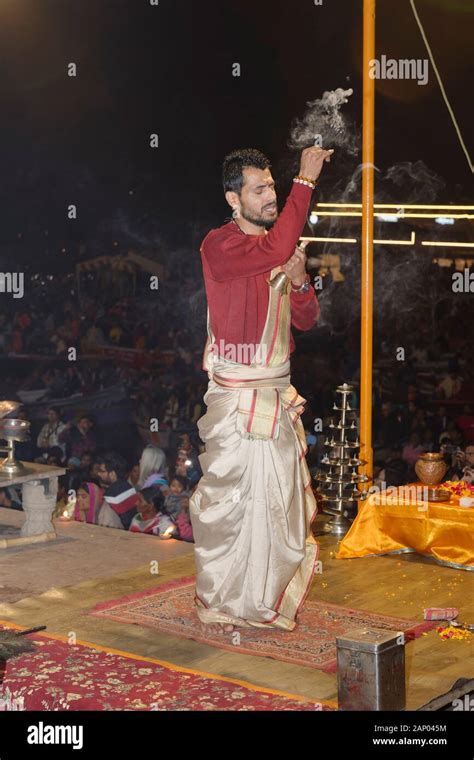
[336,485,474,571]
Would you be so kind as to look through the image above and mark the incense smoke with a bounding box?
[288,88,359,155]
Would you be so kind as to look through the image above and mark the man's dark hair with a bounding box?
[222,148,271,194]
[97,451,127,480]
[140,485,165,512]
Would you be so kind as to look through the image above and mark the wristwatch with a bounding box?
[291,275,311,293]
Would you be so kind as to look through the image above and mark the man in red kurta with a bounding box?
[201,175,320,360]
[190,147,333,634]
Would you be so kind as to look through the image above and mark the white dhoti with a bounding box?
[189,267,320,630]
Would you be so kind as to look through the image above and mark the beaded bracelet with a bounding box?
[293,175,317,189]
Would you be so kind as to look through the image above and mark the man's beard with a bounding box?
[240,207,278,230]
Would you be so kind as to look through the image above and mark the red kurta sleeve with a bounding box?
[202,182,313,281]
[290,286,320,331]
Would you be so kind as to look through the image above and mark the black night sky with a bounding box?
[0,0,472,268]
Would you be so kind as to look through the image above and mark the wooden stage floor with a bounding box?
[0,507,472,710]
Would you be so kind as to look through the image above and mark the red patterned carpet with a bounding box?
[90,576,436,673]
[0,625,336,711]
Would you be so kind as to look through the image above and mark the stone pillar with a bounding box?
[20,478,58,537]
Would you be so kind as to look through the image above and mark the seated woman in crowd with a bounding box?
[129,483,194,542]
[129,486,177,537]
[129,486,164,534]
[73,482,104,524]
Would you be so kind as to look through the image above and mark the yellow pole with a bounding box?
[360,0,375,483]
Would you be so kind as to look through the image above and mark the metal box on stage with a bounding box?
[336,627,406,711]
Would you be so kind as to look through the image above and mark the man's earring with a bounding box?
[232,206,240,220]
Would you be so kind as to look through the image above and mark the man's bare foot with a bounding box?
[200,622,235,634]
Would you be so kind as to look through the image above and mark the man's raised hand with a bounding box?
[299,146,334,182]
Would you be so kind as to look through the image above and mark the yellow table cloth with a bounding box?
[336,485,474,571]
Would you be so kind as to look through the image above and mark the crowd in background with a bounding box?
[0,262,473,530]
[0,420,198,542]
